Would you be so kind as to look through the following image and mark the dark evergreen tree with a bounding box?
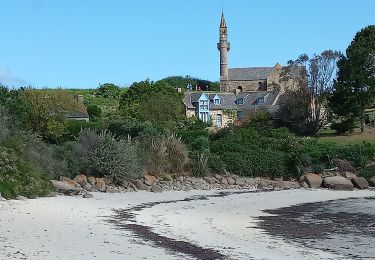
[329,25,375,133]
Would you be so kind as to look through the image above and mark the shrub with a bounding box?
[243,111,274,133]
[71,129,142,183]
[108,118,161,139]
[137,137,168,174]
[208,153,226,173]
[87,104,102,119]
[303,139,375,167]
[0,146,52,199]
[192,153,209,177]
[359,164,375,179]
[0,105,11,142]
[165,134,189,172]
[210,128,289,177]
[60,120,102,142]
[137,133,189,174]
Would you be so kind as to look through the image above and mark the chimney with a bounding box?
[75,94,84,103]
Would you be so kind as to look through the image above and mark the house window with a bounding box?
[237,111,245,119]
[237,98,244,105]
[216,114,222,127]
[200,112,209,123]
[237,86,243,92]
[214,98,220,105]
[257,97,265,105]
[199,100,208,110]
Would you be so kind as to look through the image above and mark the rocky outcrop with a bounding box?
[82,191,93,198]
[304,173,323,188]
[323,176,353,191]
[342,172,357,180]
[135,180,150,191]
[73,174,88,186]
[275,181,296,190]
[144,175,157,186]
[352,177,369,189]
[51,180,81,194]
[87,176,96,186]
[150,185,162,193]
[332,159,357,174]
[369,177,375,187]
[203,177,216,184]
[105,185,120,193]
[52,172,303,197]
[95,178,106,192]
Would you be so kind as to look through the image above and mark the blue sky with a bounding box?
[0,0,374,88]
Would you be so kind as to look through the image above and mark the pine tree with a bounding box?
[329,25,375,133]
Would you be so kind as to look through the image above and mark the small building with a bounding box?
[183,91,280,127]
[66,94,90,121]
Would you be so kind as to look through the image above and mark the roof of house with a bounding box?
[66,111,89,119]
[208,93,237,110]
[228,67,274,81]
[228,65,305,81]
[236,91,280,112]
[184,91,280,113]
[184,92,237,110]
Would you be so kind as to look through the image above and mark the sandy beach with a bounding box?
[0,189,374,260]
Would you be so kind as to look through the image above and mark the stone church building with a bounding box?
[183,13,300,128]
[218,12,295,94]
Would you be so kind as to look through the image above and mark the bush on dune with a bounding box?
[70,129,142,183]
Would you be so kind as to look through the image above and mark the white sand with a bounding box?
[0,189,374,260]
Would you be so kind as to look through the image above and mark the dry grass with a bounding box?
[318,126,375,144]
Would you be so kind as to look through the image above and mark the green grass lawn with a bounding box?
[318,127,375,144]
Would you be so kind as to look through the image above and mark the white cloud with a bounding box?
[0,66,28,87]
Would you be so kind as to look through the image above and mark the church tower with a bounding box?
[217,12,230,91]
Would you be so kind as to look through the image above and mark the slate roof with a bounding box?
[228,67,274,81]
[228,65,306,81]
[66,111,89,119]
[184,92,237,110]
[236,91,280,114]
[208,93,237,110]
[184,91,280,113]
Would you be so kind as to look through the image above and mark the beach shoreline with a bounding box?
[0,189,374,259]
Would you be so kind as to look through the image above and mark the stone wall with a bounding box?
[210,109,235,127]
[225,79,267,92]
[186,108,196,118]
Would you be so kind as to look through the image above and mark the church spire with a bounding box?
[217,12,230,91]
[220,12,227,28]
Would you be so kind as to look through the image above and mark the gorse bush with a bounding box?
[71,129,142,183]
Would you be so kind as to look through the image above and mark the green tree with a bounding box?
[329,25,375,133]
[279,50,340,135]
[96,83,121,99]
[20,88,85,142]
[119,80,184,125]
[87,104,102,120]
[157,75,220,91]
